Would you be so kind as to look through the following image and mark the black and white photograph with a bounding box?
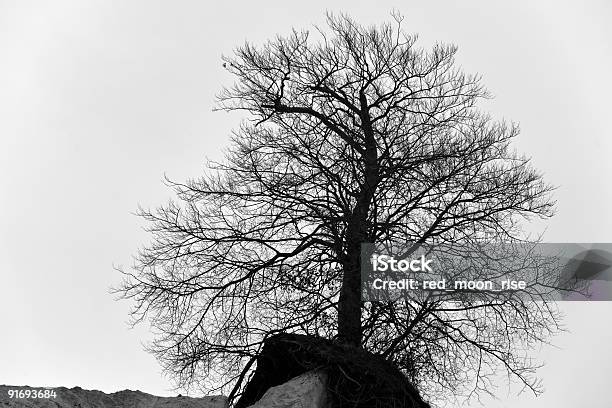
[1,1,611,407]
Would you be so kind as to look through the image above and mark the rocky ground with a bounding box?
[0,385,227,408]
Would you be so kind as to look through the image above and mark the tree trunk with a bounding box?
[338,246,363,346]
[337,91,378,347]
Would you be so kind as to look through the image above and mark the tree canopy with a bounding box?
[116,13,560,405]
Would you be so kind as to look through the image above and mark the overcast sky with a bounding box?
[1,1,611,407]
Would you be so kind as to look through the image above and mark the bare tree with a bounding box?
[116,13,561,405]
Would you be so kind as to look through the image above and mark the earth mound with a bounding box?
[235,333,430,408]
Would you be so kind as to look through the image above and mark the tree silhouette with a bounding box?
[116,13,562,404]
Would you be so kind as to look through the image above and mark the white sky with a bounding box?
[0,1,611,407]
